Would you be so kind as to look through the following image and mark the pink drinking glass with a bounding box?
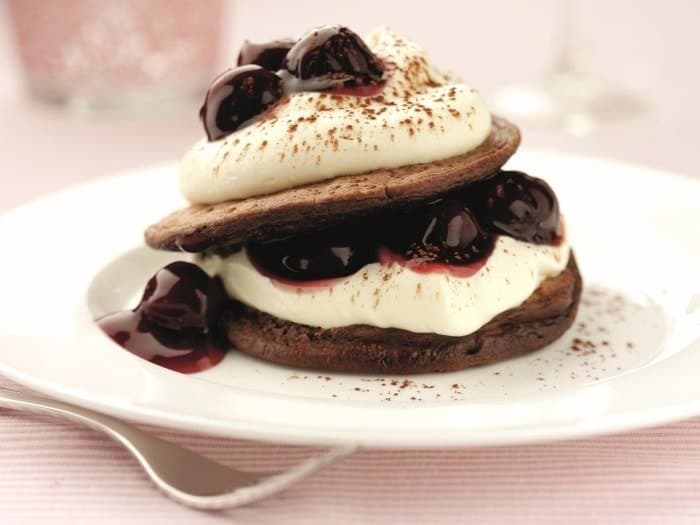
[7,0,224,108]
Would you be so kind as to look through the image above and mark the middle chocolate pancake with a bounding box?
[145,116,519,253]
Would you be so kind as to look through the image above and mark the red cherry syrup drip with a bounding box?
[376,247,489,278]
[97,262,229,373]
[326,80,387,97]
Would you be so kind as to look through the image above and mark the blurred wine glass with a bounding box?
[491,0,647,135]
[6,0,224,110]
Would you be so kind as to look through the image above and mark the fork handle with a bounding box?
[0,387,359,509]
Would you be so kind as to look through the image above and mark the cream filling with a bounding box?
[179,27,492,204]
[200,236,570,337]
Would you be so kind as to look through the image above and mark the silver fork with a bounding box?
[0,387,357,510]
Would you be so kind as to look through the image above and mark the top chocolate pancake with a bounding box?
[145,116,520,253]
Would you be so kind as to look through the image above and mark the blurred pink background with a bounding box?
[8,0,223,104]
[0,0,698,213]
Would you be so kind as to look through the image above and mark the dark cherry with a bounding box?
[283,25,384,86]
[237,39,295,71]
[247,226,376,283]
[467,171,560,244]
[199,64,284,141]
[139,261,221,331]
[201,27,385,141]
[382,199,495,266]
[97,262,229,374]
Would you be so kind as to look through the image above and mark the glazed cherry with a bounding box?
[200,64,283,141]
[139,261,221,331]
[97,262,229,374]
[467,171,560,244]
[247,227,376,283]
[237,39,295,71]
[283,25,384,86]
[383,199,495,265]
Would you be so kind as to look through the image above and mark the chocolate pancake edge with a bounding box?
[145,116,520,253]
[221,253,582,374]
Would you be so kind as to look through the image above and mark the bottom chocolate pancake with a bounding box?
[221,254,582,374]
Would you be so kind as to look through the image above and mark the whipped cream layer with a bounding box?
[180,27,492,204]
[200,237,570,337]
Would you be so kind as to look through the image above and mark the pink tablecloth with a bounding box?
[2,0,700,523]
[3,372,700,524]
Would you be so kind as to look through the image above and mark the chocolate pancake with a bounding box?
[221,254,582,374]
[145,116,520,253]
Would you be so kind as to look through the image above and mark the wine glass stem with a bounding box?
[553,0,577,75]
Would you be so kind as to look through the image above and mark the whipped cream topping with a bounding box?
[200,236,570,337]
[180,27,492,204]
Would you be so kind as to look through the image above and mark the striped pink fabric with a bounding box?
[1,375,699,524]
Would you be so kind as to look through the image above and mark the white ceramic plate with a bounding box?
[1,151,699,448]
